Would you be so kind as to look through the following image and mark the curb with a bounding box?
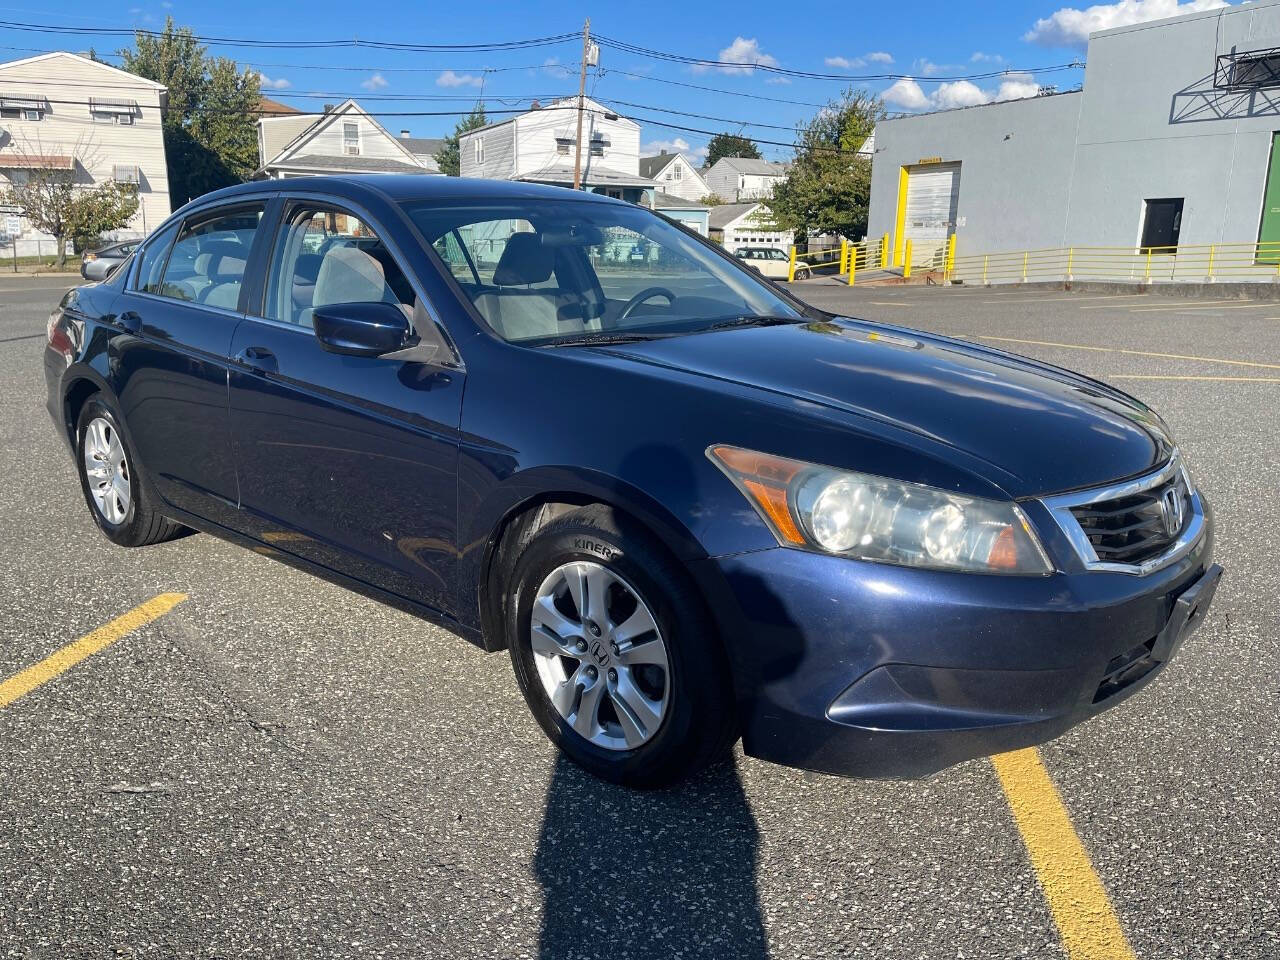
[950,278,1280,301]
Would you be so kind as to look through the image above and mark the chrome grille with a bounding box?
[1039,454,1205,575]
[1068,471,1191,565]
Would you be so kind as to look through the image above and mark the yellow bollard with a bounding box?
[1145,246,1153,283]
[1207,243,1216,281]
[944,234,957,280]
[848,248,857,286]
[840,238,849,275]
[903,239,913,280]
[983,254,989,285]
[881,233,890,269]
[1066,246,1074,281]
[787,245,797,283]
[1022,251,1029,282]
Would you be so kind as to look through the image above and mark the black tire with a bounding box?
[796,267,810,281]
[75,394,185,548]
[507,504,738,789]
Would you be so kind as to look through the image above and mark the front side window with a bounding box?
[157,205,264,308]
[132,221,180,294]
[403,198,802,344]
[263,205,416,327]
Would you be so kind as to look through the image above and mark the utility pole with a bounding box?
[572,17,590,191]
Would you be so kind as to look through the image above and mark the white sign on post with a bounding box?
[4,216,20,237]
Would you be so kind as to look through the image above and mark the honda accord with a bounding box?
[44,176,1221,788]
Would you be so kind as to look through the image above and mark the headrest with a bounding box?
[493,232,554,286]
[314,245,388,306]
[200,240,247,281]
[294,253,323,283]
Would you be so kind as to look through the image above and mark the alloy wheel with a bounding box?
[529,560,670,751]
[83,416,131,525]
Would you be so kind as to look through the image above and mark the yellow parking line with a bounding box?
[0,593,187,709]
[978,335,1280,370]
[1108,374,1280,382]
[993,749,1136,960]
[1128,302,1274,312]
[867,301,913,307]
[1077,299,1236,310]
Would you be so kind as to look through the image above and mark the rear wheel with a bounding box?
[507,505,737,788]
[75,395,184,547]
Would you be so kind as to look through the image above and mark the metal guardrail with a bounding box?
[786,234,894,285]
[948,241,1280,286]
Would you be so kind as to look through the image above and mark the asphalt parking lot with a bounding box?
[2,275,1277,959]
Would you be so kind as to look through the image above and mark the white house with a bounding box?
[639,151,709,202]
[0,51,171,257]
[708,201,793,253]
[256,100,441,179]
[703,157,790,203]
[459,96,655,203]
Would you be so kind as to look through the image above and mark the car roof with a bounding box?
[183,174,624,214]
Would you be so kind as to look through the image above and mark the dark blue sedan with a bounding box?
[44,176,1221,788]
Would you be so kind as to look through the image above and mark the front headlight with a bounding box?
[708,445,1053,575]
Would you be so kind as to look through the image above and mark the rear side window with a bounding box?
[132,222,179,294]
[157,205,264,309]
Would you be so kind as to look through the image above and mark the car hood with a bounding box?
[597,318,1174,498]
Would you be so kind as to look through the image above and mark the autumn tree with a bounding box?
[1,137,139,268]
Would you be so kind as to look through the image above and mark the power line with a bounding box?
[598,67,827,108]
[0,18,578,52]
[594,33,1083,84]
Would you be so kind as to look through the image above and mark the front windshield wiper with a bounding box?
[541,330,680,348]
[702,314,805,331]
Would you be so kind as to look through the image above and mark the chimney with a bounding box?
[400,129,411,138]
[530,99,541,110]
[323,103,335,113]
[660,149,667,155]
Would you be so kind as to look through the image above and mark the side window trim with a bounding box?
[130,220,178,291]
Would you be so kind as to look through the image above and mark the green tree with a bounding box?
[118,18,261,206]
[435,104,488,177]
[704,133,762,168]
[766,89,883,242]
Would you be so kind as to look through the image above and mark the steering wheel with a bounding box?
[618,286,676,321]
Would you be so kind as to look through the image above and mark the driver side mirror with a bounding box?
[312,301,414,358]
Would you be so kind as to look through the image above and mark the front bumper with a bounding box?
[694,511,1218,779]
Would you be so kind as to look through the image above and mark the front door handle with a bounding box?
[119,310,142,334]
[235,346,278,374]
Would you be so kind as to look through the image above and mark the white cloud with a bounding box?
[884,72,1042,111]
[256,72,290,90]
[695,37,779,75]
[1025,0,1228,48]
[932,80,991,109]
[764,76,792,85]
[361,73,389,91]
[825,51,895,69]
[994,72,1042,100]
[541,57,572,78]
[883,78,931,110]
[436,70,483,88]
[641,136,708,162]
[970,51,1005,63]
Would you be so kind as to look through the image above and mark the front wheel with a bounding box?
[794,267,811,281]
[507,505,737,788]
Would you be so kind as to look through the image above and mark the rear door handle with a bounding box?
[234,346,278,374]
[119,310,142,334]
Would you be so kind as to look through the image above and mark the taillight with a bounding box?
[47,312,73,360]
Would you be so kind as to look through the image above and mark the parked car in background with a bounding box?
[80,240,139,281]
[46,176,1220,789]
[736,245,808,280]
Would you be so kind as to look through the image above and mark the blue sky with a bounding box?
[2,0,1230,161]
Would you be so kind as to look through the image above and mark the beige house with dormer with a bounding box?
[255,99,441,179]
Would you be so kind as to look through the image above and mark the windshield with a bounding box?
[401,198,803,344]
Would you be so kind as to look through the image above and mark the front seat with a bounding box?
[298,245,395,328]
[471,233,585,341]
[197,241,249,310]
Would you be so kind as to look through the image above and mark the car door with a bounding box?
[111,200,272,528]
[226,198,465,615]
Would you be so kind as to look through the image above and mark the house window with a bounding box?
[589,133,608,158]
[92,111,134,125]
[113,164,141,184]
[555,137,573,156]
[1140,198,1183,252]
[343,122,360,156]
[674,165,682,181]
[474,138,484,165]
[89,98,137,125]
[0,106,41,121]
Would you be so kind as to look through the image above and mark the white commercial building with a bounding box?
[869,0,1280,271]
